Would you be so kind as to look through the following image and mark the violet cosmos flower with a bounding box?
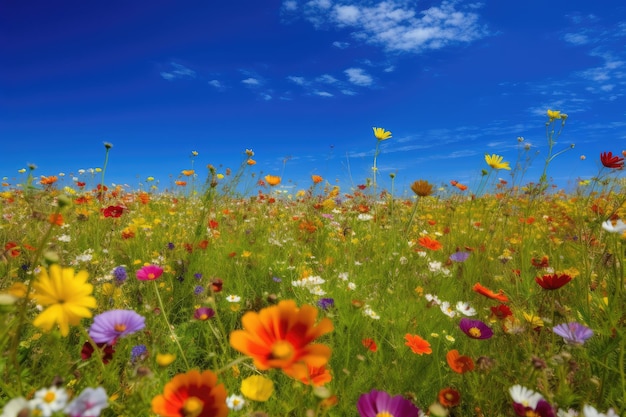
[88,309,146,344]
[64,387,109,417]
[357,389,420,417]
[317,298,335,311]
[553,322,593,345]
[136,265,163,281]
[459,318,493,339]
[193,307,215,320]
[449,251,470,263]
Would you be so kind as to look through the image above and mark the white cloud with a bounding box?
[286,0,489,54]
[341,89,357,95]
[208,80,222,88]
[288,75,307,85]
[345,68,372,86]
[314,91,333,97]
[563,32,589,45]
[283,0,298,11]
[316,74,338,84]
[242,77,261,86]
[160,62,196,80]
[332,41,350,49]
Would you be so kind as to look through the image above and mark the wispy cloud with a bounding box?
[242,77,261,86]
[160,62,197,80]
[344,68,373,86]
[282,0,489,53]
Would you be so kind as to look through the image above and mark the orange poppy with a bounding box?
[311,175,323,184]
[48,213,64,226]
[39,175,58,185]
[472,282,509,303]
[264,175,281,186]
[404,334,432,355]
[298,363,332,386]
[446,350,474,373]
[438,387,461,407]
[151,369,228,417]
[229,300,333,380]
[417,236,443,251]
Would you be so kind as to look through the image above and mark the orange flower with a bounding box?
[298,363,332,386]
[39,175,58,185]
[229,300,333,380]
[175,180,187,186]
[417,236,443,251]
[264,175,281,186]
[361,338,378,352]
[404,334,432,355]
[472,282,509,302]
[311,175,323,184]
[438,387,461,407]
[181,169,195,176]
[48,213,64,226]
[247,159,257,166]
[151,369,228,417]
[446,349,474,373]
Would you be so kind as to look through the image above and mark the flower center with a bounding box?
[199,313,208,320]
[271,340,295,360]
[43,391,56,403]
[525,410,539,417]
[469,327,482,338]
[182,396,204,417]
[148,273,155,279]
[114,323,127,332]
[376,412,394,417]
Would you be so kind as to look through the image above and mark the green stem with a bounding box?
[405,197,420,234]
[152,281,190,370]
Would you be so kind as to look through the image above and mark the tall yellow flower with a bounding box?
[32,265,97,336]
[372,127,392,141]
[485,154,511,171]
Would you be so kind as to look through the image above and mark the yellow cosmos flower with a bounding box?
[240,375,274,402]
[485,154,511,170]
[547,109,561,120]
[156,353,176,367]
[264,175,281,186]
[372,127,392,141]
[181,169,195,176]
[32,265,97,336]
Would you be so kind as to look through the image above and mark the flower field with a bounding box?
[1,112,625,416]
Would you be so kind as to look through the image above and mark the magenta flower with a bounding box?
[357,389,420,417]
[136,265,164,281]
[88,310,146,344]
[553,322,593,345]
[459,318,493,339]
[64,387,108,417]
[193,307,215,320]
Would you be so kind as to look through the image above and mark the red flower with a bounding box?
[438,387,461,407]
[490,304,512,320]
[446,350,474,373]
[417,236,443,251]
[362,338,378,352]
[600,151,624,169]
[81,340,116,364]
[101,205,124,218]
[4,242,20,258]
[531,255,549,268]
[535,273,572,290]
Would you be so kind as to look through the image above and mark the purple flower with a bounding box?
[553,322,593,345]
[459,318,493,339]
[317,298,335,311]
[112,266,127,285]
[167,242,175,250]
[64,387,108,417]
[449,251,470,263]
[194,285,205,295]
[272,276,282,283]
[89,310,146,344]
[357,389,420,417]
[193,307,215,321]
[194,273,203,280]
[130,344,148,362]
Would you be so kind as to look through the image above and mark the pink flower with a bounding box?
[136,265,164,281]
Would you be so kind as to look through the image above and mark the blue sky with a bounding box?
[1,0,625,195]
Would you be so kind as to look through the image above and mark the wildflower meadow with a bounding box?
[1,110,625,417]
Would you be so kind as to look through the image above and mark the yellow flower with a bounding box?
[523,312,544,328]
[240,375,274,402]
[181,169,195,176]
[32,265,97,336]
[372,127,392,141]
[547,109,561,120]
[264,175,281,186]
[156,353,176,367]
[485,154,511,170]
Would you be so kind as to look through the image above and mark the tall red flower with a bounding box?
[101,205,124,218]
[535,273,572,290]
[600,151,624,169]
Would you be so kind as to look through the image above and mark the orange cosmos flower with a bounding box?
[151,369,228,417]
[404,334,432,355]
[181,169,195,176]
[298,363,332,386]
[264,175,281,186]
[438,387,461,407]
[48,213,64,226]
[175,180,187,186]
[362,338,378,352]
[229,300,333,380]
[39,175,58,185]
[446,349,474,373]
[311,175,323,184]
[472,282,509,303]
[247,159,256,166]
[417,236,443,251]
